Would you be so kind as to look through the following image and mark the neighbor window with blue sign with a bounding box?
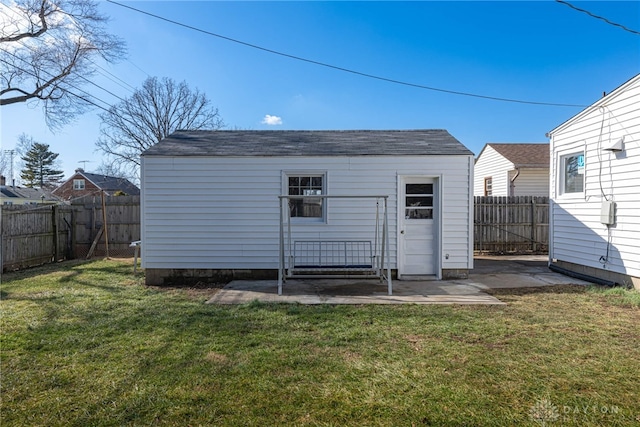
[562,153,585,194]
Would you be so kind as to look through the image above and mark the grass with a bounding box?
[1,259,639,426]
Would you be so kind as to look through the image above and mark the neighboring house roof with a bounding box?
[52,169,140,196]
[1,185,58,202]
[80,171,140,195]
[143,130,474,157]
[477,143,549,168]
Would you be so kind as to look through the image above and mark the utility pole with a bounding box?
[3,149,15,187]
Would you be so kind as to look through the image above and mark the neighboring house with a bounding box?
[1,175,59,205]
[548,73,640,290]
[474,143,549,196]
[52,168,140,201]
[140,130,475,287]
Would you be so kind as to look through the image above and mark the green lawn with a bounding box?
[1,259,639,426]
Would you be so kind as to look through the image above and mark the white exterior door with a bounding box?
[398,177,436,276]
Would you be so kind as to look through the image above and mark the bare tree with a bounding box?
[96,76,225,177]
[0,0,125,128]
[0,149,13,180]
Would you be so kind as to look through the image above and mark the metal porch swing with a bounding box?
[278,194,392,296]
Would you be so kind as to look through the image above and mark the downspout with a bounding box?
[509,167,520,196]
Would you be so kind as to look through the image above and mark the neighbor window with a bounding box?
[287,174,324,219]
[73,179,85,190]
[561,153,584,194]
[484,177,493,196]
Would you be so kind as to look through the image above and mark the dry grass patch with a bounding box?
[1,260,639,426]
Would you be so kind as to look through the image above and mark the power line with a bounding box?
[0,7,138,103]
[555,0,640,36]
[88,59,137,93]
[0,20,131,103]
[0,52,140,130]
[0,48,114,109]
[106,0,587,108]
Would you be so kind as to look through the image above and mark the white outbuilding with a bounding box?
[140,130,474,290]
[474,143,549,197]
[548,73,640,289]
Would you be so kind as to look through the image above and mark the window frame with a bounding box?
[404,182,434,220]
[283,171,327,223]
[484,177,493,196]
[73,179,85,190]
[559,151,585,196]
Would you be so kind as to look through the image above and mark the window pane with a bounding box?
[484,177,492,196]
[406,184,433,195]
[564,154,584,193]
[406,196,433,207]
[288,175,324,218]
[406,208,433,219]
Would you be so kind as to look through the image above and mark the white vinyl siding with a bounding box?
[474,146,512,196]
[549,74,640,278]
[507,168,549,197]
[141,155,473,271]
[475,146,549,196]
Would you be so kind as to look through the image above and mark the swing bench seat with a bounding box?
[290,240,378,275]
[278,194,392,295]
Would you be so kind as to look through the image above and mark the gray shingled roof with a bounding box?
[487,143,549,167]
[1,186,58,201]
[142,130,473,157]
[82,172,140,195]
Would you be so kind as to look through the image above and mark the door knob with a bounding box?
[400,230,405,234]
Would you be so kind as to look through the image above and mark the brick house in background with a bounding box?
[52,168,140,201]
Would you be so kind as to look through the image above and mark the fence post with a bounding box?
[477,197,483,253]
[70,208,76,259]
[531,199,537,252]
[101,191,109,258]
[52,205,59,262]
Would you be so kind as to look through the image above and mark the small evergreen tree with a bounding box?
[20,142,64,188]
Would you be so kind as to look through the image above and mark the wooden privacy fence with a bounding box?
[2,194,140,272]
[474,196,549,254]
[1,204,73,271]
[70,194,140,260]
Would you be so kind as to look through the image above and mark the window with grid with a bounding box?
[73,179,85,190]
[405,183,434,219]
[484,177,492,196]
[288,175,324,219]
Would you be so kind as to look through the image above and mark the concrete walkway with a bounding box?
[206,255,591,305]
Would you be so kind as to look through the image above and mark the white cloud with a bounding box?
[261,115,283,125]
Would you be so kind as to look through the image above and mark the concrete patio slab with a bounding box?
[206,255,591,305]
[207,278,504,305]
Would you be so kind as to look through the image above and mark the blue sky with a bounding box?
[1,1,639,181]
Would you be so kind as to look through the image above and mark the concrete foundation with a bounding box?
[147,268,465,286]
[145,268,278,286]
[552,260,640,290]
[442,269,469,280]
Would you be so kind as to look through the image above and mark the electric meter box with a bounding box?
[600,200,616,225]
